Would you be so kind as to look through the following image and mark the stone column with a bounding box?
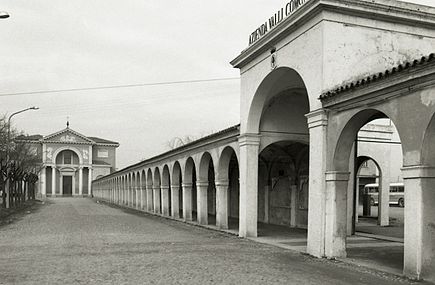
[52,167,56,197]
[88,168,93,197]
[216,180,229,229]
[41,167,46,198]
[325,171,349,258]
[141,185,145,210]
[135,186,139,209]
[153,186,161,214]
[146,185,153,212]
[238,134,260,238]
[182,183,193,221]
[403,166,435,282]
[264,185,270,223]
[171,185,180,218]
[196,181,208,225]
[306,109,328,258]
[78,167,83,196]
[378,160,390,227]
[290,185,297,227]
[347,143,355,236]
[161,186,170,216]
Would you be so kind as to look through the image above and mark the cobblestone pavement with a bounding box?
[0,198,424,285]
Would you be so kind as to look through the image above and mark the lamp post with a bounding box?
[0,11,9,19]
[5,106,39,208]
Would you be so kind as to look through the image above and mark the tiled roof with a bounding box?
[87,136,119,145]
[103,124,240,177]
[15,134,43,141]
[319,53,435,101]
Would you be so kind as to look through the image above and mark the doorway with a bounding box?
[63,176,73,196]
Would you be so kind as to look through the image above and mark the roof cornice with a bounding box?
[230,0,435,69]
[42,127,95,144]
[96,125,240,180]
[320,54,435,110]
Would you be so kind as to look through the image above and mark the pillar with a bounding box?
[52,167,56,197]
[153,186,161,214]
[161,186,170,216]
[88,168,92,197]
[325,171,349,258]
[403,166,435,282]
[290,185,297,227]
[146,184,153,212]
[264,185,270,223]
[182,183,193,221]
[306,109,328,257]
[238,134,260,238]
[378,160,390,226]
[171,185,180,218]
[41,167,46,198]
[141,185,145,210]
[216,180,229,229]
[347,143,355,236]
[135,186,139,209]
[196,181,208,225]
[78,167,83,196]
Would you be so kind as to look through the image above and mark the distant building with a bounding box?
[16,124,119,197]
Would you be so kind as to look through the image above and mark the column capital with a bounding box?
[196,181,209,188]
[182,182,193,188]
[170,184,180,189]
[325,171,350,181]
[152,186,161,190]
[215,180,229,187]
[238,133,261,147]
[161,186,170,190]
[306,108,329,129]
[401,165,435,179]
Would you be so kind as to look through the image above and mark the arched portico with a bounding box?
[183,158,196,222]
[161,165,171,216]
[171,162,182,219]
[146,169,153,212]
[153,168,161,214]
[197,152,216,225]
[239,67,310,238]
[217,146,239,230]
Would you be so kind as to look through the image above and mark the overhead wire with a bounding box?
[0,77,240,98]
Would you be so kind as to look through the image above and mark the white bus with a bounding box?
[363,183,404,207]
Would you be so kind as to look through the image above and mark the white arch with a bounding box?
[52,146,84,165]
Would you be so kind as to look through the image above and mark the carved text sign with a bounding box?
[249,0,310,46]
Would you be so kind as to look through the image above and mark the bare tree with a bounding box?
[166,136,197,150]
[0,115,41,208]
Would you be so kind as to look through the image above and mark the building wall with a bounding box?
[92,145,117,171]
[93,166,111,181]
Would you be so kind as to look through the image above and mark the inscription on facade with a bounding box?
[249,0,310,45]
[60,135,77,143]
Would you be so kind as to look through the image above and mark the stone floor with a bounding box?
[0,198,421,284]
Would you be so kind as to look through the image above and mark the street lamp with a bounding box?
[0,11,9,19]
[7,107,39,161]
[5,106,38,208]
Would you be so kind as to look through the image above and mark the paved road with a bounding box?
[0,198,421,285]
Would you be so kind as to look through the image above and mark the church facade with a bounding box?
[17,126,119,197]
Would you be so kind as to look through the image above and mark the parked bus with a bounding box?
[363,183,404,207]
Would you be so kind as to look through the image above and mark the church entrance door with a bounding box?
[63,176,73,196]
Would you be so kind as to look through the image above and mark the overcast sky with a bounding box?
[1,0,434,169]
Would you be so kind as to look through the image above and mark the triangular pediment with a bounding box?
[43,128,95,144]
